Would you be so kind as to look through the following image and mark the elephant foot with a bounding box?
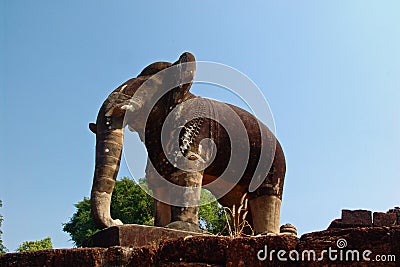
[105,218,123,228]
[249,194,281,234]
[165,221,202,233]
[91,191,124,229]
[257,224,297,237]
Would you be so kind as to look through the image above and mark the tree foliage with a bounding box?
[198,190,228,235]
[63,177,228,247]
[63,177,154,247]
[62,197,98,248]
[110,178,154,226]
[0,200,7,254]
[16,237,52,252]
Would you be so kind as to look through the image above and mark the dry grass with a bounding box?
[223,193,254,237]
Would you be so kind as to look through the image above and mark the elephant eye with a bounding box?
[104,116,112,129]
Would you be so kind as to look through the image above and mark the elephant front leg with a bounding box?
[166,153,204,232]
[167,170,203,232]
[149,170,202,231]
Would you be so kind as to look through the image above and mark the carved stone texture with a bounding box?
[327,218,343,229]
[388,207,400,225]
[1,226,399,266]
[280,223,298,236]
[298,226,399,267]
[226,235,298,267]
[90,224,204,248]
[373,212,397,227]
[341,209,372,227]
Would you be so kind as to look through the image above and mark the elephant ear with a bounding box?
[172,52,196,100]
[89,123,97,134]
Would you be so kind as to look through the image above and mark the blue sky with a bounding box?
[1,1,399,250]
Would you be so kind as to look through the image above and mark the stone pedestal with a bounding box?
[90,224,204,247]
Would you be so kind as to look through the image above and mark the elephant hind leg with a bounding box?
[248,193,281,234]
[153,188,171,227]
[218,185,281,235]
[248,173,284,234]
[249,141,286,235]
[146,161,172,227]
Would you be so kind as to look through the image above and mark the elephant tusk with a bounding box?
[120,97,144,112]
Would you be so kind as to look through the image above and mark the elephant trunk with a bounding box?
[89,52,195,229]
[90,105,125,229]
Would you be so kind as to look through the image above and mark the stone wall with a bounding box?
[1,225,399,266]
[329,208,400,229]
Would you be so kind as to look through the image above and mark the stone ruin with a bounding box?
[329,207,400,229]
[1,207,399,266]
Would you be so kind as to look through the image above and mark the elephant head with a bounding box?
[89,52,196,229]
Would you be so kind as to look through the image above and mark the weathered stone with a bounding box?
[165,221,203,233]
[342,209,372,226]
[327,218,343,229]
[249,195,281,234]
[158,236,229,265]
[90,224,204,248]
[0,248,106,267]
[127,246,157,266]
[298,226,398,266]
[1,226,398,266]
[373,212,397,227]
[388,207,400,225]
[159,264,223,267]
[169,169,203,229]
[391,226,400,265]
[280,223,298,236]
[226,235,299,267]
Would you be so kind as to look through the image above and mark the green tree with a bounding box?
[62,198,98,247]
[63,177,227,247]
[110,177,154,225]
[63,177,154,247]
[16,237,52,252]
[198,190,228,235]
[0,200,7,254]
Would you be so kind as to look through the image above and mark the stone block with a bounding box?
[388,207,400,225]
[327,218,342,229]
[226,235,298,267]
[341,209,372,226]
[1,226,400,266]
[373,212,397,227]
[298,226,399,266]
[90,224,204,248]
[158,235,229,265]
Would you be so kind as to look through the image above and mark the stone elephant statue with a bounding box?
[89,52,286,235]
